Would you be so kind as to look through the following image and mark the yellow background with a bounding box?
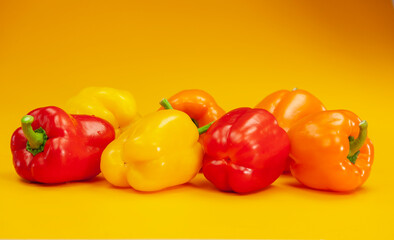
[1,0,393,239]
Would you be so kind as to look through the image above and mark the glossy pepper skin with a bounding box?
[66,87,139,136]
[202,108,290,193]
[101,99,209,192]
[255,88,326,172]
[11,106,115,184]
[159,89,225,142]
[255,89,326,132]
[288,110,374,192]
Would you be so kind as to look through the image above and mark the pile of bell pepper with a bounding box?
[10,87,374,193]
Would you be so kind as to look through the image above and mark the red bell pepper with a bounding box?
[202,108,290,193]
[10,106,115,183]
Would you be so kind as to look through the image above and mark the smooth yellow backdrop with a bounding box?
[1,1,393,239]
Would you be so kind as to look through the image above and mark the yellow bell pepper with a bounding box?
[66,87,139,136]
[101,99,212,192]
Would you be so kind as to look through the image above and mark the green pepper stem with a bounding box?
[198,121,214,135]
[21,115,44,149]
[348,120,368,157]
[160,99,173,109]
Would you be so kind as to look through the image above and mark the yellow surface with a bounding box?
[0,0,393,239]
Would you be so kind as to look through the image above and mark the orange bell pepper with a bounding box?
[255,88,326,172]
[288,110,374,192]
[255,88,326,132]
[159,89,225,142]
